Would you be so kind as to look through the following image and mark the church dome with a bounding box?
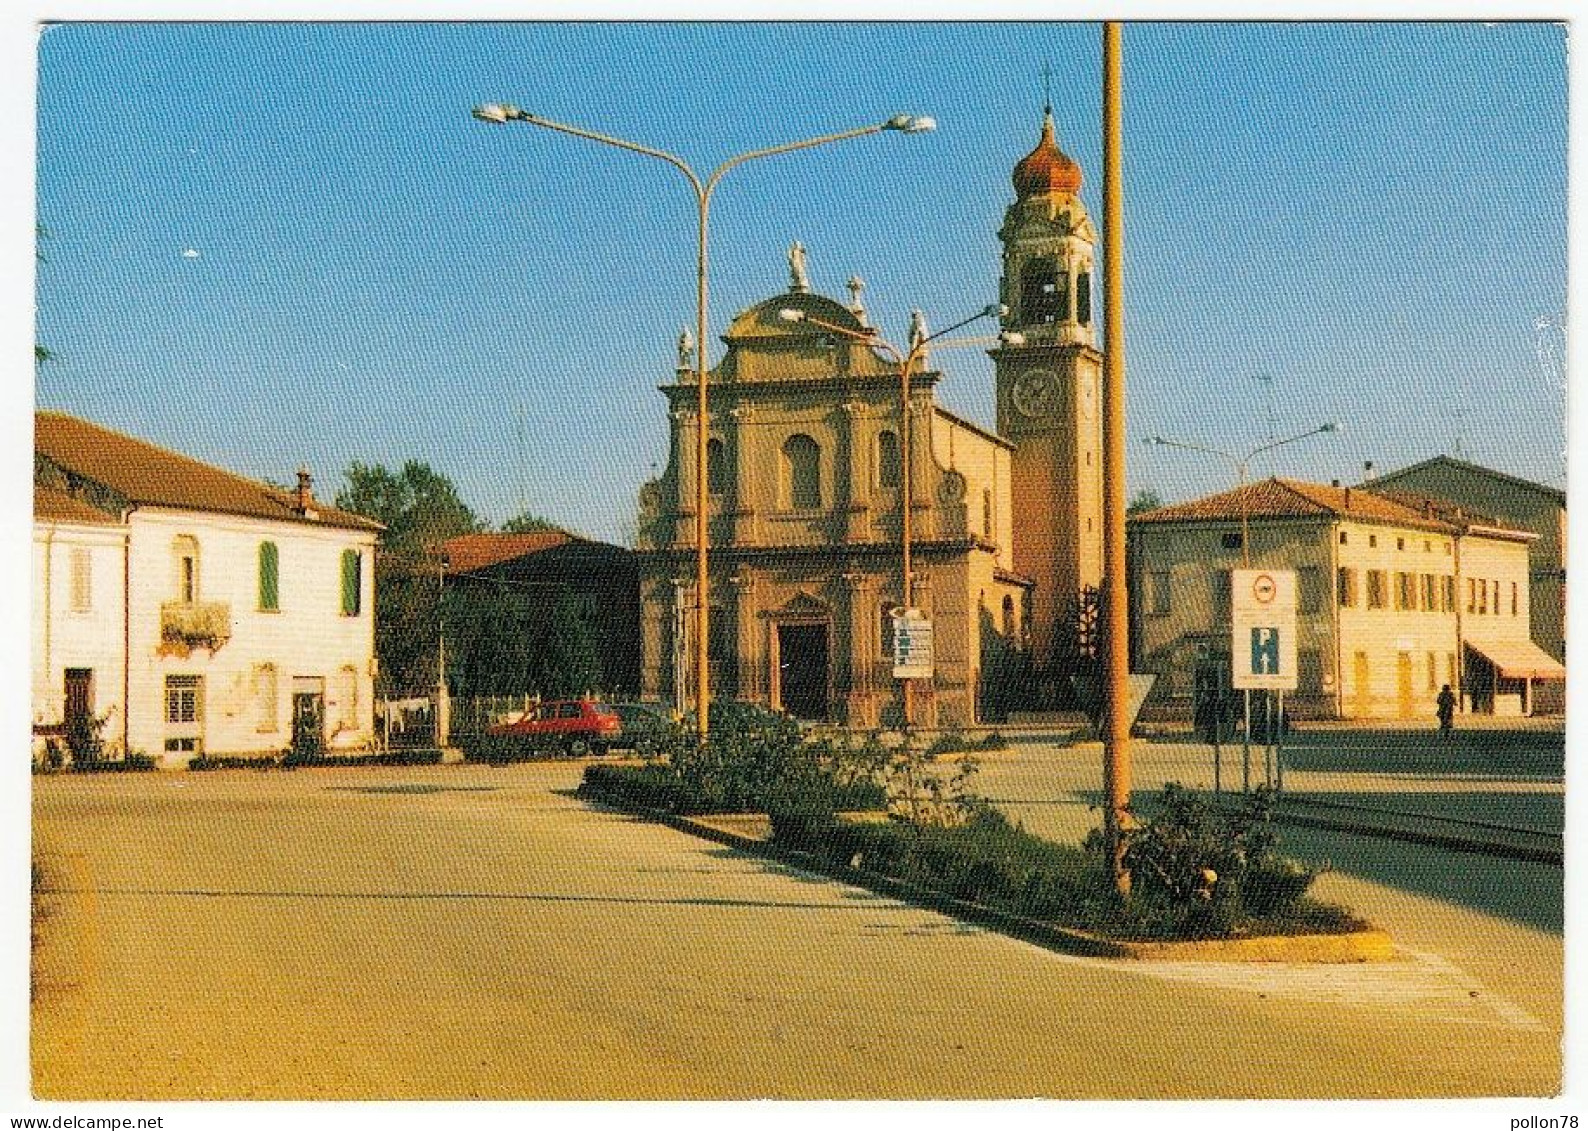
[1012,107,1082,199]
[725,291,864,341]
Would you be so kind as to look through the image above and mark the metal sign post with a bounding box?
[1231,569,1298,791]
[1275,690,1286,793]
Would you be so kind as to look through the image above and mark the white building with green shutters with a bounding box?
[33,411,381,766]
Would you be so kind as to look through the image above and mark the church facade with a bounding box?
[635,108,1104,727]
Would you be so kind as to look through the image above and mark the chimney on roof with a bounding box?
[1344,486,1351,508]
[1331,479,1340,488]
[294,466,316,517]
[1363,460,1375,482]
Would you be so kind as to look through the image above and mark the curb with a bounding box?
[581,790,1392,964]
[1268,804,1562,867]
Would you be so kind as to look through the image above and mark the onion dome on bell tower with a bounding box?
[1012,104,1084,199]
[996,103,1097,349]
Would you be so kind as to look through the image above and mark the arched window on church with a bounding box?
[781,434,822,510]
[1002,595,1017,640]
[1076,270,1092,325]
[878,430,901,489]
[1020,257,1068,324]
[706,438,727,494]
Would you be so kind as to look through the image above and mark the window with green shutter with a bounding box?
[258,542,279,611]
[341,549,361,616]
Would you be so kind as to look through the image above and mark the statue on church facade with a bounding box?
[846,275,868,325]
[677,327,695,370]
[788,241,810,293]
[909,308,930,350]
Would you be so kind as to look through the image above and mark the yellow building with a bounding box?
[635,108,1104,726]
[1129,478,1562,720]
[1367,457,1566,712]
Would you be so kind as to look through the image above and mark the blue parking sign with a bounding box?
[1251,627,1281,676]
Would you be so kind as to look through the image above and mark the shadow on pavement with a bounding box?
[1279,730,1564,777]
[1276,822,1563,936]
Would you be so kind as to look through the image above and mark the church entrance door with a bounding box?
[777,623,829,721]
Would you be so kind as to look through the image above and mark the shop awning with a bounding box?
[1464,639,1567,681]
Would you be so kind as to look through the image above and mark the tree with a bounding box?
[500,511,561,534]
[1127,488,1164,516]
[337,460,484,557]
[532,592,601,698]
[336,462,485,695]
[441,581,603,700]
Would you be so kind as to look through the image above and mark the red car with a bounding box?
[486,700,622,754]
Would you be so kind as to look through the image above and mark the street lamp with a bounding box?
[1145,423,1340,569]
[778,304,1017,729]
[472,103,934,740]
[1144,421,1340,790]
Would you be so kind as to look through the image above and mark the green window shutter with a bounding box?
[259,542,279,611]
[341,550,361,616]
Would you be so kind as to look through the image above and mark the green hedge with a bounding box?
[770,807,1115,922]
[768,800,1365,942]
[52,753,159,774]
[189,749,444,772]
[578,762,885,817]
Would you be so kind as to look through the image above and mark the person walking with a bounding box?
[1436,684,1457,741]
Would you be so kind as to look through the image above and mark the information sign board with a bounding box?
[892,608,934,680]
[1230,568,1298,691]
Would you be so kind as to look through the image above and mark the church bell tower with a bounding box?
[993,105,1105,670]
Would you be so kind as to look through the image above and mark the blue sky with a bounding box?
[35,21,1568,543]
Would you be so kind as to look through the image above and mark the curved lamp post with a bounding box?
[1144,423,1340,570]
[779,304,1019,728]
[472,103,934,739]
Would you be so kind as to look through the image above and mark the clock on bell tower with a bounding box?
[994,104,1105,670]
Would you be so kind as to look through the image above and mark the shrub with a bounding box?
[1113,784,1324,937]
[64,712,111,766]
[70,752,157,773]
[189,754,282,771]
[190,749,444,771]
[770,807,1104,920]
[764,785,1358,942]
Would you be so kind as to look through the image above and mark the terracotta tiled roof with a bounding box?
[1364,487,1500,528]
[35,412,381,532]
[442,531,573,575]
[1129,477,1461,533]
[34,482,119,525]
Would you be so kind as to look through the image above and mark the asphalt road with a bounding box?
[32,755,1562,1100]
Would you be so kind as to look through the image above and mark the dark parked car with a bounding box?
[608,702,672,749]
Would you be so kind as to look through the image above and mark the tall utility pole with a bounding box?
[1101,21,1132,896]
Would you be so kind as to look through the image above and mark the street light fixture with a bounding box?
[778,303,1010,729]
[472,103,932,740]
[1144,422,1340,569]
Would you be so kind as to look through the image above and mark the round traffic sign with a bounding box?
[1252,573,1277,604]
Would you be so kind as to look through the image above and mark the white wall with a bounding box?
[125,508,377,765]
[31,521,129,750]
